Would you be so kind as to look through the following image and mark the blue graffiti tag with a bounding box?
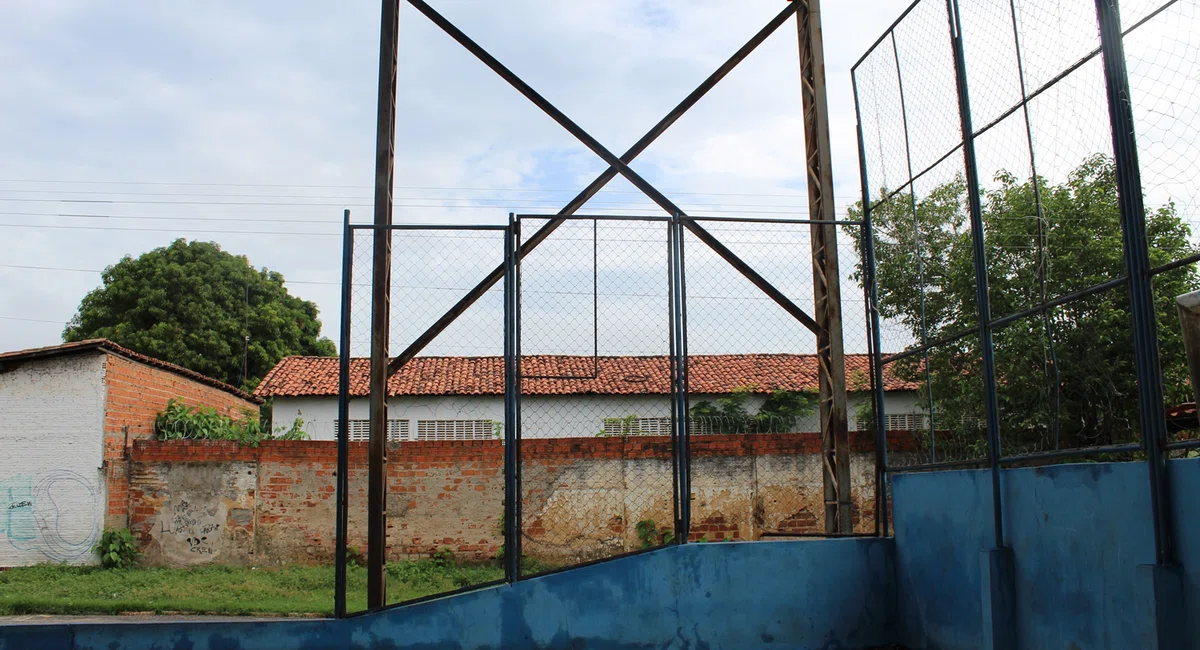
[1,470,100,562]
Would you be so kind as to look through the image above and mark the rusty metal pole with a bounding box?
[796,0,852,533]
[367,0,400,609]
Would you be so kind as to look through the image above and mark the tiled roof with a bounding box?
[254,354,918,398]
[0,338,260,403]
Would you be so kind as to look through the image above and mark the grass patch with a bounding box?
[0,560,506,617]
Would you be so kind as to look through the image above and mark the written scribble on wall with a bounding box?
[0,470,101,563]
[160,497,222,558]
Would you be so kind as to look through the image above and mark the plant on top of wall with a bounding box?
[155,398,309,445]
[94,528,140,569]
[689,385,816,434]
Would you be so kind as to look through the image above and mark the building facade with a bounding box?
[0,339,259,566]
[256,354,923,441]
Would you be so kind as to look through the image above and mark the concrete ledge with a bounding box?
[1137,564,1184,649]
[980,547,1015,650]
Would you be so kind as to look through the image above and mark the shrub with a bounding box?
[155,398,309,445]
[94,528,139,568]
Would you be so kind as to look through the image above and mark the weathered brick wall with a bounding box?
[129,432,912,566]
[103,352,259,531]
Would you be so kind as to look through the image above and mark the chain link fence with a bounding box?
[339,224,508,611]
[852,0,1200,477]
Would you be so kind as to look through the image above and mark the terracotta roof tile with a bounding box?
[0,338,260,403]
[254,354,917,398]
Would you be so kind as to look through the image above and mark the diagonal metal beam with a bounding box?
[387,2,802,376]
[407,0,686,215]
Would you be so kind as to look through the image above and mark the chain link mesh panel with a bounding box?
[853,0,1200,467]
[517,218,676,574]
[342,225,507,611]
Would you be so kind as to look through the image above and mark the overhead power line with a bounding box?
[0,315,67,324]
[0,178,849,200]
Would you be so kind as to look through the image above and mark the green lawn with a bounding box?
[0,560,506,616]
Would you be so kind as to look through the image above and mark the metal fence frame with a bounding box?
[334,0,861,616]
[332,209,879,613]
[852,0,1182,564]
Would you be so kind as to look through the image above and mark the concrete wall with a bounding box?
[892,458,1200,650]
[0,353,106,566]
[278,391,922,440]
[127,433,901,566]
[0,538,899,650]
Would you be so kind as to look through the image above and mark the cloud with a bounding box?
[0,0,913,357]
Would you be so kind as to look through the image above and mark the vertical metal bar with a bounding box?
[797,0,852,533]
[947,0,1005,549]
[1095,0,1173,566]
[891,33,938,463]
[674,215,691,540]
[592,218,599,375]
[367,0,400,609]
[853,68,891,537]
[512,217,524,574]
[1008,0,1061,452]
[334,210,353,617]
[503,214,520,581]
[668,216,683,542]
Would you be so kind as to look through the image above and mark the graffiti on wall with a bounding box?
[158,497,222,558]
[1,470,101,563]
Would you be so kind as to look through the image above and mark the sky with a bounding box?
[5,0,1190,362]
[0,0,916,359]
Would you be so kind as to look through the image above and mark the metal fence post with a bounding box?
[946,0,1005,549]
[668,215,684,543]
[852,71,890,536]
[503,214,522,580]
[334,211,353,617]
[797,0,853,534]
[673,214,691,541]
[1094,0,1174,566]
[367,0,401,609]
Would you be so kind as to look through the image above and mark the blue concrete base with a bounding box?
[1137,563,1184,649]
[894,458,1200,650]
[0,539,898,650]
[980,548,1015,650]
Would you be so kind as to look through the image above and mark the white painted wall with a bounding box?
[0,353,106,566]
[278,391,924,440]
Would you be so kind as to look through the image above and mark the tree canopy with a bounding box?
[64,239,336,389]
[852,154,1198,456]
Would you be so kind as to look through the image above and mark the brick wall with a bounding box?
[103,352,259,531]
[129,432,915,566]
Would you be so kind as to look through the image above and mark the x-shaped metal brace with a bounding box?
[388,0,819,377]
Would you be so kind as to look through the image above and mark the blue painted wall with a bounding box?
[0,539,897,650]
[1169,456,1200,646]
[891,468,995,650]
[892,458,1199,650]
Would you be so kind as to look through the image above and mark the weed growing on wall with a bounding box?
[635,519,675,548]
[689,385,817,434]
[155,398,309,445]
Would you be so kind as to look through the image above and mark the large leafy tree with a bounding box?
[64,239,336,389]
[853,155,1197,456]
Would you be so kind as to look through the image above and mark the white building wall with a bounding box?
[279,391,925,441]
[0,353,106,566]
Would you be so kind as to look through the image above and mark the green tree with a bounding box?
[852,155,1198,455]
[64,239,336,389]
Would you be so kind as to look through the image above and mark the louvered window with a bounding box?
[415,420,497,441]
[336,419,409,441]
